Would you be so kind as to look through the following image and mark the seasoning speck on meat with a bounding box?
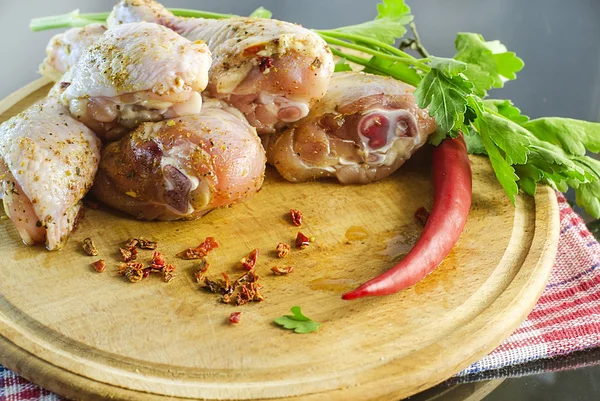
[82,237,98,256]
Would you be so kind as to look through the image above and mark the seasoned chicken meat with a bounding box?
[92,101,266,221]
[264,72,437,184]
[108,0,334,134]
[0,97,101,250]
[61,21,212,141]
[39,24,107,82]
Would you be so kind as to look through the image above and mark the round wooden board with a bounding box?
[0,80,559,401]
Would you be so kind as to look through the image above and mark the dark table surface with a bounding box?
[1,0,599,400]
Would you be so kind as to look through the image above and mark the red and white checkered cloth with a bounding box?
[458,192,600,376]
[1,192,600,400]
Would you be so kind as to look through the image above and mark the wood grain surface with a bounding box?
[0,79,559,400]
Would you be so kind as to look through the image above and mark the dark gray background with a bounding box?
[1,0,599,400]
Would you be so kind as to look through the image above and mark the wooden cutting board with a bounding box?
[0,79,559,401]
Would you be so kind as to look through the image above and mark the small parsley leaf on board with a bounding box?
[333,0,413,44]
[274,306,321,334]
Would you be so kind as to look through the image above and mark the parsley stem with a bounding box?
[319,34,420,66]
[329,48,422,87]
[315,30,417,60]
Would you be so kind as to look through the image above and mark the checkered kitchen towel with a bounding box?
[2,192,600,400]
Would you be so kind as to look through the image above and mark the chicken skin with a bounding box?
[0,97,101,250]
[107,0,334,134]
[92,101,266,221]
[39,24,107,82]
[264,72,437,184]
[61,21,212,142]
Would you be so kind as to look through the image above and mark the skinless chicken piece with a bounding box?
[39,24,107,82]
[107,0,335,134]
[0,97,101,250]
[92,100,266,221]
[264,72,437,184]
[61,21,212,142]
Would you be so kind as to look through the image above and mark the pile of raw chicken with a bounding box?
[0,0,436,251]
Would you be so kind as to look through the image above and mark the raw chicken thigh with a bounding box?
[264,72,437,184]
[39,24,107,81]
[107,0,335,134]
[0,97,101,250]
[92,101,266,221]
[61,21,212,142]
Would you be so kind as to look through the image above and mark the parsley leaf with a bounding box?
[523,118,600,156]
[484,99,530,124]
[249,7,272,18]
[454,33,524,90]
[414,57,473,133]
[274,306,321,334]
[477,111,531,165]
[464,130,487,155]
[333,0,413,44]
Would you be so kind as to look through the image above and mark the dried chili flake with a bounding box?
[163,264,176,283]
[276,242,290,258]
[290,209,303,226]
[240,248,259,271]
[295,232,310,249]
[149,251,166,269]
[91,259,106,273]
[177,237,219,259]
[414,207,430,226]
[193,259,210,283]
[119,262,145,283]
[229,312,242,324]
[125,237,158,250]
[272,265,294,275]
[120,246,138,262]
[82,237,98,256]
[235,282,264,306]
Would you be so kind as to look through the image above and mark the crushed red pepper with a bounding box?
[295,232,310,249]
[229,312,242,324]
[119,246,138,262]
[199,268,264,306]
[290,209,303,226]
[91,259,106,273]
[271,265,294,275]
[276,242,290,258]
[177,237,219,259]
[119,262,145,283]
[414,207,430,226]
[259,56,274,72]
[240,248,259,271]
[82,237,98,256]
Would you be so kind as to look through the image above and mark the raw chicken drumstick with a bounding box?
[264,72,438,184]
[39,23,107,82]
[0,97,101,250]
[61,21,212,142]
[107,0,335,134]
[92,101,266,221]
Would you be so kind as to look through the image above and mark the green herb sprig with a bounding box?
[274,306,321,334]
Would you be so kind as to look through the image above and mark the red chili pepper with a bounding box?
[342,136,472,300]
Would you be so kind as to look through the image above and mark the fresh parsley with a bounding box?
[274,306,321,334]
